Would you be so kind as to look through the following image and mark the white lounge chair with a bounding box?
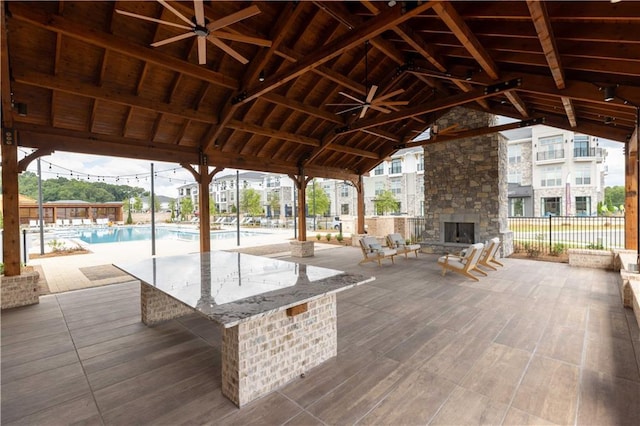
[478,237,503,271]
[359,236,397,266]
[437,242,487,281]
[72,219,82,226]
[82,218,93,226]
[56,219,64,227]
[63,219,71,226]
[386,233,421,258]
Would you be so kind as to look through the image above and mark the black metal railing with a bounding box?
[536,149,564,161]
[509,215,625,254]
[407,217,429,243]
[574,147,603,158]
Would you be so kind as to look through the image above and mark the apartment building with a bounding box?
[504,125,606,217]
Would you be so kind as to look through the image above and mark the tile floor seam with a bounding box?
[573,307,591,426]
[275,390,329,426]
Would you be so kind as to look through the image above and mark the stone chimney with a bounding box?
[422,107,513,255]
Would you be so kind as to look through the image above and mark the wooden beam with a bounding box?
[9,4,238,90]
[1,134,20,276]
[561,97,577,127]
[326,144,380,159]
[394,26,446,72]
[361,128,400,143]
[240,1,438,103]
[526,0,565,89]
[261,93,344,125]
[226,120,320,147]
[433,2,500,80]
[17,148,54,173]
[14,70,217,125]
[505,92,530,118]
[1,2,14,128]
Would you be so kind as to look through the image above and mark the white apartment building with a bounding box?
[504,125,606,217]
[363,146,425,216]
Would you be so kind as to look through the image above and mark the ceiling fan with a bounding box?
[116,0,272,65]
[327,41,408,118]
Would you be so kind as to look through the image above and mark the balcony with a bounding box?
[574,147,604,162]
[536,149,564,162]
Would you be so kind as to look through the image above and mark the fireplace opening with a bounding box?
[444,222,475,244]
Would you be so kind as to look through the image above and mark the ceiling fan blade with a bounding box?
[197,36,207,65]
[151,31,196,47]
[207,5,261,32]
[336,105,364,115]
[207,35,249,64]
[360,105,371,118]
[375,88,405,103]
[369,104,392,114]
[116,9,193,30]
[365,85,378,104]
[193,0,206,26]
[157,0,195,26]
[338,92,364,104]
[210,31,272,47]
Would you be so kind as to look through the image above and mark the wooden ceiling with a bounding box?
[2,1,639,181]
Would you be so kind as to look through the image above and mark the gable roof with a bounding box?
[3,1,638,181]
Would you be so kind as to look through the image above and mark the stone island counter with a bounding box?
[116,251,373,407]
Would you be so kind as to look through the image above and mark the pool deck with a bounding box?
[28,228,322,293]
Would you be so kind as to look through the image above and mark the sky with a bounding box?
[11,121,627,198]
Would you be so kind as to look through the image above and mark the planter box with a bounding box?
[1,270,40,309]
[568,249,614,270]
[290,240,314,258]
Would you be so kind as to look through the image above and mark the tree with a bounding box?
[240,188,262,216]
[180,197,194,220]
[306,181,330,216]
[604,186,625,208]
[209,195,217,216]
[374,189,400,215]
[268,192,280,217]
[168,199,176,221]
[133,196,143,212]
[153,197,161,212]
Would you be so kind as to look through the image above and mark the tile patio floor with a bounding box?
[2,246,640,425]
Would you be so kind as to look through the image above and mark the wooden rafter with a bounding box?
[505,92,530,118]
[526,0,565,90]
[433,2,500,80]
[561,96,577,127]
[226,120,320,147]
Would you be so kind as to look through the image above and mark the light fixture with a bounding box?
[387,0,397,6]
[604,86,616,102]
[465,70,473,81]
[259,71,265,82]
[604,116,615,124]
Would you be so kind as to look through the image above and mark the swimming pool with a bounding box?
[74,226,266,244]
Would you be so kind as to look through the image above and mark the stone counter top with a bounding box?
[116,251,373,328]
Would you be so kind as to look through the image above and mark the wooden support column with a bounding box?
[626,124,639,251]
[289,171,309,242]
[2,128,21,276]
[181,161,223,253]
[356,175,365,234]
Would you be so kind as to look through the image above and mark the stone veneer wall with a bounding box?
[1,271,40,309]
[423,107,513,255]
[222,294,337,407]
[140,283,193,325]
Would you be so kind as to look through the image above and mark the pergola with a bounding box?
[2,1,639,277]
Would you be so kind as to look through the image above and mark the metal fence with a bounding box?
[509,216,625,254]
[407,217,429,243]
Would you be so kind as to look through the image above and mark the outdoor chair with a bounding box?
[437,242,487,281]
[386,233,421,258]
[478,237,503,271]
[72,219,83,226]
[359,236,397,266]
[82,218,93,226]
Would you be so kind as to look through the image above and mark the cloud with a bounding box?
[599,139,625,187]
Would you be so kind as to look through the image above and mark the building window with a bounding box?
[537,135,564,160]
[390,159,402,174]
[575,167,591,185]
[542,197,561,216]
[508,171,522,184]
[341,203,349,215]
[340,185,349,197]
[391,179,402,195]
[417,154,424,171]
[540,166,562,187]
[508,145,522,164]
[373,163,384,175]
[374,182,384,195]
[576,196,591,216]
[574,135,591,158]
[510,198,525,217]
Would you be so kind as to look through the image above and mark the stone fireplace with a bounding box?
[421,107,513,255]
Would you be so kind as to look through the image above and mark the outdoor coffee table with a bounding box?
[115,251,373,407]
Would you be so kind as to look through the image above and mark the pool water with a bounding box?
[75,226,264,244]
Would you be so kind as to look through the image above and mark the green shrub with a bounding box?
[586,242,605,250]
[316,234,322,240]
[523,242,540,258]
[550,243,566,256]
[0,262,4,275]
[325,233,332,242]
[336,233,344,242]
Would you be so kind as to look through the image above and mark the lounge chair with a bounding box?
[56,219,64,227]
[63,219,71,226]
[386,233,421,258]
[478,237,503,271]
[82,218,93,226]
[437,242,487,281]
[72,219,83,226]
[359,236,397,266]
